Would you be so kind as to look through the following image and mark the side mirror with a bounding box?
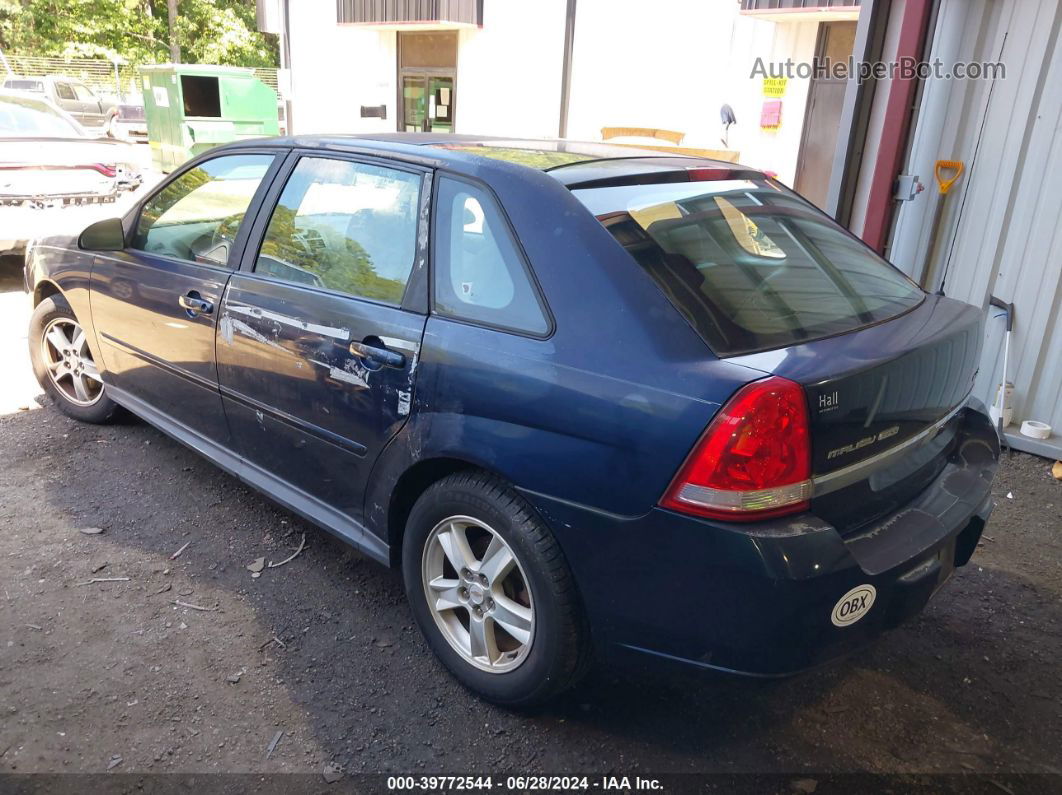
[78,217,125,251]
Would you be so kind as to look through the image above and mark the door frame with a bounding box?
[794,21,856,206]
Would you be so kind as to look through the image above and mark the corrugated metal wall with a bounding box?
[888,0,1062,457]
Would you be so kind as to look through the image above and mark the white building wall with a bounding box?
[286,0,823,186]
[288,0,396,135]
[565,0,818,185]
[723,17,819,184]
[456,0,567,137]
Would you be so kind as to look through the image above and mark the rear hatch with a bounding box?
[746,294,981,530]
[570,165,982,529]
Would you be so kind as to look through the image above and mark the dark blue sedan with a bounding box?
[24,136,999,705]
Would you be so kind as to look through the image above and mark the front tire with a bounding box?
[403,472,590,706]
[29,295,120,424]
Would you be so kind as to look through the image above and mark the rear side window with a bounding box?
[255,157,421,304]
[575,177,923,356]
[433,176,550,336]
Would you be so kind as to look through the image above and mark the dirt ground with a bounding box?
[1,262,1061,788]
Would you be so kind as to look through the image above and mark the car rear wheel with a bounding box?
[403,472,590,706]
[29,295,120,424]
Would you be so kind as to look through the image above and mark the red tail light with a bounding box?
[87,163,117,177]
[687,166,736,181]
[661,376,812,521]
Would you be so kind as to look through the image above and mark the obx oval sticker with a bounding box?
[831,584,877,627]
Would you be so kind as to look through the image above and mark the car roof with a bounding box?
[215,133,757,187]
[0,88,55,106]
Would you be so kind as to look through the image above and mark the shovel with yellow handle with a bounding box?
[919,160,964,289]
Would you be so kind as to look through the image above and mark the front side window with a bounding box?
[132,154,274,266]
[433,177,550,336]
[255,157,421,304]
[576,176,923,356]
[72,83,96,102]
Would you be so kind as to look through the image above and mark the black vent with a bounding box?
[741,0,860,10]
[337,0,483,26]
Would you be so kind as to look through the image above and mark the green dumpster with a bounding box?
[140,64,280,172]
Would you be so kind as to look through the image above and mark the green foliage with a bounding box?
[0,0,278,67]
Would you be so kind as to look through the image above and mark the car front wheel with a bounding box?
[29,295,120,424]
[403,472,590,706]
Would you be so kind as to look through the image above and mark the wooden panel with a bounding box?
[399,31,458,68]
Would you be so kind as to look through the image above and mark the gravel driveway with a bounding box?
[1,262,1060,788]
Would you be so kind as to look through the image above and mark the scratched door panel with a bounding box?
[216,274,425,520]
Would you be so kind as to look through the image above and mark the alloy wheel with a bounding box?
[40,318,104,407]
[421,515,535,673]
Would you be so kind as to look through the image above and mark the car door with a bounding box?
[89,150,282,442]
[52,81,81,120]
[70,82,105,127]
[216,151,429,529]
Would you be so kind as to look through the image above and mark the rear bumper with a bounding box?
[522,404,999,677]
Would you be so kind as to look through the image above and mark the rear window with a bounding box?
[0,94,82,137]
[4,79,45,92]
[574,176,923,356]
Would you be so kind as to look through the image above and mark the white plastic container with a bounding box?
[990,381,1014,428]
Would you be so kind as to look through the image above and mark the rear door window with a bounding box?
[575,176,923,356]
[254,156,422,304]
[433,176,550,336]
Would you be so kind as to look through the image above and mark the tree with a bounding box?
[0,0,278,67]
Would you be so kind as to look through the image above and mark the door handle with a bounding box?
[349,340,406,369]
[179,291,213,316]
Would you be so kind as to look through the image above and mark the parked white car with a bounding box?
[0,90,141,255]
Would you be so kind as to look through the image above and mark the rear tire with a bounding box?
[403,472,590,706]
[29,295,120,424]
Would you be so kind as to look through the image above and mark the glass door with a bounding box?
[401,74,427,132]
[400,73,454,133]
[427,76,454,133]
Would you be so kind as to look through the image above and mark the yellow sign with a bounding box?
[763,77,788,98]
